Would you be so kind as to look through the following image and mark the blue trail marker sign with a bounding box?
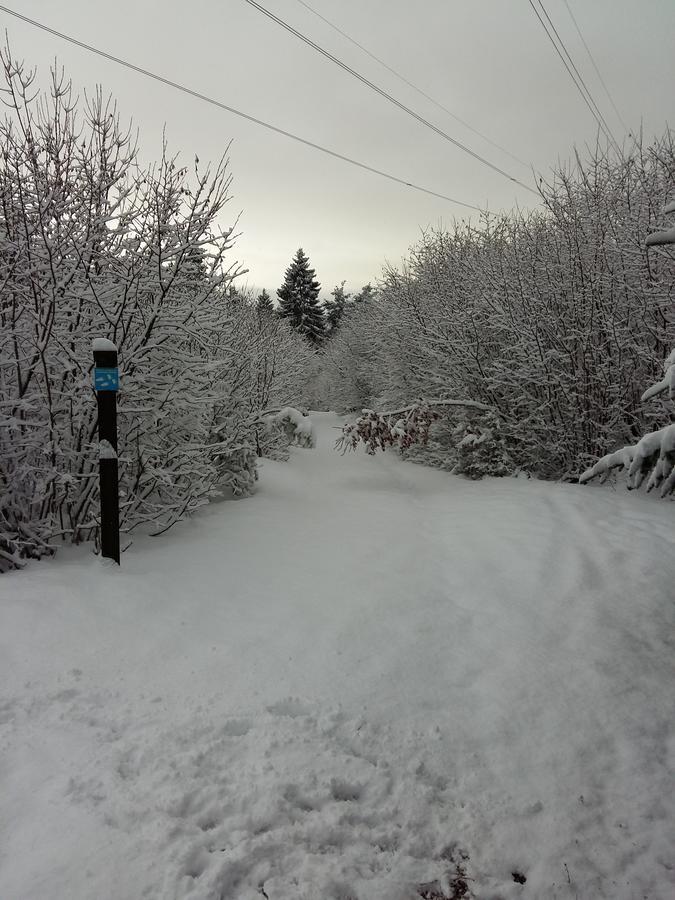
[94,367,120,391]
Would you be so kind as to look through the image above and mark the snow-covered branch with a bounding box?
[580,424,675,496]
[641,349,675,402]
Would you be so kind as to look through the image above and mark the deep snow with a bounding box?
[1,413,674,900]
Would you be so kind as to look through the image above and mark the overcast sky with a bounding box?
[3,1,675,296]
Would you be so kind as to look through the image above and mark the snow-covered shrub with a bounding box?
[320,298,387,412]
[452,413,513,480]
[322,134,675,480]
[403,416,461,471]
[217,300,316,463]
[581,201,675,497]
[336,402,497,455]
[337,401,513,485]
[271,408,315,448]
[0,50,312,569]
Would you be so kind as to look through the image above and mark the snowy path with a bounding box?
[1,413,674,900]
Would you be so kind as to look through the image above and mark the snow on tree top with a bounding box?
[92,338,118,353]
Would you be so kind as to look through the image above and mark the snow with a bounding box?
[645,225,675,246]
[579,445,635,484]
[642,351,675,401]
[1,413,674,899]
[273,407,315,447]
[98,439,117,460]
[92,337,118,353]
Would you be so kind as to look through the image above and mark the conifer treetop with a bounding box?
[277,247,325,346]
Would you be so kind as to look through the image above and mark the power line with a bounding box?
[561,0,629,135]
[535,0,620,151]
[0,4,489,212]
[294,0,531,171]
[242,0,538,195]
[527,0,621,155]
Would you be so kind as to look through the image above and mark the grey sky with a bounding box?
[4,1,675,296]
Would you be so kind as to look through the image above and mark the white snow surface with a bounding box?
[1,413,674,900]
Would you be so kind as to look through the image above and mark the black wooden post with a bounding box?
[92,338,120,564]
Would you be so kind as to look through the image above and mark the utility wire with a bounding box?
[562,0,629,134]
[527,0,620,155]
[0,4,488,212]
[242,0,538,195]
[535,0,620,151]
[294,0,531,171]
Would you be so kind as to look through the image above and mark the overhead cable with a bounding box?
[561,0,628,134]
[0,4,489,212]
[242,0,539,195]
[294,0,531,171]
[535,0,620,150]
[527,0,621,154]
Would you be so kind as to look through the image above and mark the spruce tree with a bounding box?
[353,283,374,303]
[277,248,325,345]
[256,288,274,314]
[325,281,350,332]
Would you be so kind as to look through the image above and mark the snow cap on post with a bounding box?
[92,337,118,353]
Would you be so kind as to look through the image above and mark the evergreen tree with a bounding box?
[277,248,325,345]
[256,288,274,314]
[353,283,374,303]
[226,283,242,303]
[324,281,350,332]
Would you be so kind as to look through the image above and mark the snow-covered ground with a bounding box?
[1,413,674,900]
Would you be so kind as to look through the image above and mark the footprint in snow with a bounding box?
[221,718,251,737]
[266,697,311,718]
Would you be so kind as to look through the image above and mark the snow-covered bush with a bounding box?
[0,50,312,569]
[219,300,317,462]
[580,201,675,496]
[337,403,439,455]
[337,400,499,455]
[319,297,387,412]
[271,408,315,448]
[403,416,461,471]
[322,134,675,480]
[452,412,513,480]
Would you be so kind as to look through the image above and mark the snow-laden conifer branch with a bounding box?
[580,342,675,495]
[641,349,675,402]
[580,424,675,496]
